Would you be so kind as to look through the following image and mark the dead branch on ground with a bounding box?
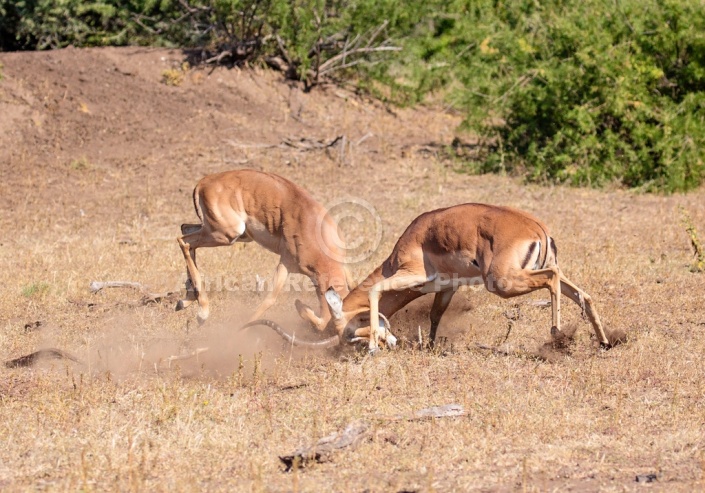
[5,349,81,368]
[279,420,370,471]
[89,280,179,306]
[282,135,343,150]
[280,403,466,470]
[161,347,210,369]
[225,135,344,152]
[375,403,466,422]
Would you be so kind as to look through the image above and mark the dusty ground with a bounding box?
[1,47,704,492]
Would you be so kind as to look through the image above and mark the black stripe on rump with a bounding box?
[550,237,558,260]
[521,241,539,270]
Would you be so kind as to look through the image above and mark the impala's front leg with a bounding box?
[429,289,456,347]
[368,286,382,353]
[367,273,430,353]
[248,262,289,322]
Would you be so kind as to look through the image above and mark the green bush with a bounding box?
[389,0,705,192]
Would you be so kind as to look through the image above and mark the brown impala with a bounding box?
[176,169,351,328]
[247,203,611,354]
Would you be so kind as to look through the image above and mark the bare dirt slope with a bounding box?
[1,47,705,492]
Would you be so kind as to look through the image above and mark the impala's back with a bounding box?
[385,203,557,280]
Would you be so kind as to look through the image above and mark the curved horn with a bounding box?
[378,312,391,331]
[240,319,340,348]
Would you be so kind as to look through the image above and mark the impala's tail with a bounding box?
[239,320,340,348]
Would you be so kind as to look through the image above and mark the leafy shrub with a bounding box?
[389,0,705,192]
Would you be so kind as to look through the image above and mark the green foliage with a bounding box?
[387,0,705,192]
[2,0,704,191]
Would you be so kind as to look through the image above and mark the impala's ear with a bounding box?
[325,287,343,320]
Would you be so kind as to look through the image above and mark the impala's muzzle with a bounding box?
[343,315,397,349]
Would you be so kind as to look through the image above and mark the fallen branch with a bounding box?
[161,347,209,369]
[89,281,178,306]
[225,135,344,152]
[279,420,370,471]
[526,300,551,307]
[282,135,343,150]
[90,281,144,293]
[375,403,466,422]
[5,349,81,368]
[279,403,465,470]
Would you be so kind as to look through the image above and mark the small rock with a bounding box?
[635,473,657,483]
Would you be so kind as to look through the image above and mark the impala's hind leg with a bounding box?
[177,232,211,324]
[176,222,237,324]
[487,265,562,339]
[176,224,202,310]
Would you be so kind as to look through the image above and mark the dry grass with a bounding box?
[1,47,705,492]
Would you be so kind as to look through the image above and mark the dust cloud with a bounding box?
[68,301,338,381]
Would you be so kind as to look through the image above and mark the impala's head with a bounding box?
[324,288,398,349]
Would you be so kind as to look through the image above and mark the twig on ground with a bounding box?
[5,349,82,368]
[161,347,210,369]
[89,281,178,306]
[375,403,466,422]
[282,135,343,150]
[225,136,344,152]
[279,420,370,471]
[280,403,465,470]
[90,281,145,293]
[316,21,401,79]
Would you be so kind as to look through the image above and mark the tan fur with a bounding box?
[176,169,351,328]
[326,203,609,352]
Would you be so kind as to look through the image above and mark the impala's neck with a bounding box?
[342,264,425,320]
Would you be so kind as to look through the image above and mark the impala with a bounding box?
[248,203,612,353]
[332,203,612,352]
[176,169,351,328]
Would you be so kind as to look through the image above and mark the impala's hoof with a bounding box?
[368,347,380,357]
[175,300,186,312]
[599,341,613,351]
[550,326,561,338]
[196,308,209,326]
[294,298,307,314]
